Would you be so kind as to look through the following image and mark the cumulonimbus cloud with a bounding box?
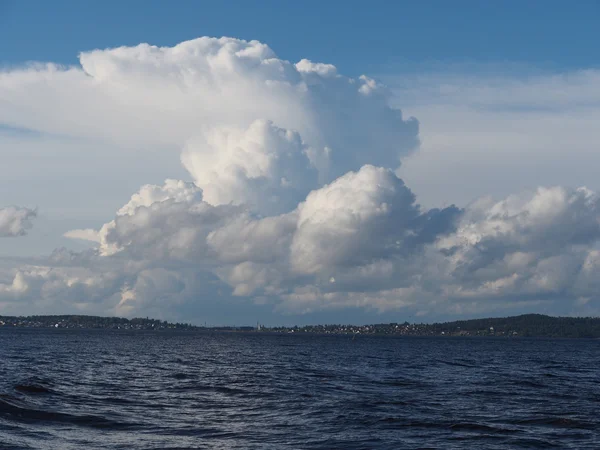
[1,37,599,321]
[0,37,418,190]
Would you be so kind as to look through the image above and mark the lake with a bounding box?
[0,329,598,449]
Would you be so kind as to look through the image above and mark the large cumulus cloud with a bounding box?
[5,179,600,320]
[1,37,599,321]
[57,176,600,319]
[55,167,460,317]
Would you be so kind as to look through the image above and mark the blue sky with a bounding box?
[2,0,599,74]
[2,1,600,324]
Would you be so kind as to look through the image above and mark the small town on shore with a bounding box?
[1,313,600,338]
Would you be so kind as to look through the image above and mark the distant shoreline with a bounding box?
[1,313,600,339]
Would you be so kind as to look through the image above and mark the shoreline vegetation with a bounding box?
[1,313,600,338]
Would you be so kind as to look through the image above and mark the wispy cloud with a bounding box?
[389,66,600,208]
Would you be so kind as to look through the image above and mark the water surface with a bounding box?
[0,329,598,449]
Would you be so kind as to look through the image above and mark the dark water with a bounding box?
[0,329,598,449]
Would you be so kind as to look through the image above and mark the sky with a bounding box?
[2,1,600,325]
[2,1,600,74]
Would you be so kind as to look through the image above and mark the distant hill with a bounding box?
[2,313,600,338]
[268,314,600,338]
[0,315,198,330]
[425,314,600,338]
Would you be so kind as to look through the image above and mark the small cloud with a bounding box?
[63,228,101,243]
[0,206,36,237]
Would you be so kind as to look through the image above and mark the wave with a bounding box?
[14,384,53,395]
[0,395,139,430]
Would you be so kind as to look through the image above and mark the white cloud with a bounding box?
[59,167,459,315]
[63,229,101,243]
[115,179,201,216]
[0,36,418,256]
[0,37,418,181]
[290,165,421,275]
[182,120,319,215]
[2,39,600,322]
[6,173,600,320]
[0,206,36,237]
